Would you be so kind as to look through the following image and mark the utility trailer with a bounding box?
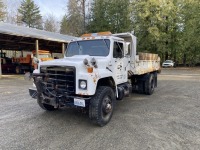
[28,32,160,126]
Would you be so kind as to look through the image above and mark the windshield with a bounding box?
[65,39,110,57]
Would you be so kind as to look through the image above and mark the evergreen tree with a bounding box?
[87,0,131,33]
[60,15,69,34]
[108,0,131,33]
[18,0,43,29]
[87,0,111,32]
[131,0,180,62]
[85,0,200,65]
[61,0,84,36]
[79,0,86,31]
[179,0,200,66]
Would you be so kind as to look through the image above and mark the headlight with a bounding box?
[79,80,87,90]
[91,58,97,68]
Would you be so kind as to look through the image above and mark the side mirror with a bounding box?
[124,42,130,55]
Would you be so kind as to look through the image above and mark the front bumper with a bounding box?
[29,87,91,108]
[162,64,173,67]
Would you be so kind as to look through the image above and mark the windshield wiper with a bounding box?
[103,39,109,50]
[76,41,83,55]
[76,41,81,50]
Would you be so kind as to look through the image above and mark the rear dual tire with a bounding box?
[135,73,156,95]
[144,73,155,95]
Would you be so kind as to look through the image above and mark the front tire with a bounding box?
[89,86,115,126]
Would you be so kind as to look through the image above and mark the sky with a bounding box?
[4,0,68,20]
[34,0,67,20]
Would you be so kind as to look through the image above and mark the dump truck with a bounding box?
[28,32,160,126]
[13,50,53,74]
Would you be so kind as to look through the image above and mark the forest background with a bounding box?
[0,0,199,66]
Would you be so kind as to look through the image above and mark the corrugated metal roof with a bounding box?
[0,22,77,43]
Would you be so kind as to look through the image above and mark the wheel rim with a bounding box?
[101,95,113,119]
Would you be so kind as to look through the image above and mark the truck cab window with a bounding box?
[113,42,123,58]
[66,39,110,57]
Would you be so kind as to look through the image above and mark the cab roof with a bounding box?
[75,31,124,42]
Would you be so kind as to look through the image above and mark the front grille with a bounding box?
[40,66,76,94]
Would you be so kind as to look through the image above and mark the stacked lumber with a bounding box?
[138,52,158,60]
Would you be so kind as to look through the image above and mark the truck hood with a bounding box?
[39,55,110,69]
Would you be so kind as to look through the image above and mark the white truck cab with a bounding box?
[29,32,160,126]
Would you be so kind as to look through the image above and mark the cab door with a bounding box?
[113,41,127,84]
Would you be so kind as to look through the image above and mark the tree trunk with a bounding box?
[174,49,177,67]
[165,51,168,60]
[183,53,186,67]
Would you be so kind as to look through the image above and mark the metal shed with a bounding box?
[0,22,77,77]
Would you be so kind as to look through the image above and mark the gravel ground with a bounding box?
[0,68,200,150]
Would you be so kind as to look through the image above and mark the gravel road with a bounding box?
[0,68,200,150]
